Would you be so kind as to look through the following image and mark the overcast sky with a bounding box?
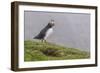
[24,11,90,51]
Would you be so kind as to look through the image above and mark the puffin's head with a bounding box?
[48,19,55,27]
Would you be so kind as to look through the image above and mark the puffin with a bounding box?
[34,20,55,42]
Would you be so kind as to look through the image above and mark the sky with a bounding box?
[24,11,90,51]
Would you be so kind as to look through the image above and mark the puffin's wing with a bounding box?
[34,28,47,39]
[34,33,45,39]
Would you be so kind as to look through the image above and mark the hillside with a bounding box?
[24,40,90,61]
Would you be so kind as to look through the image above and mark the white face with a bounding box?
[50,20,54,24]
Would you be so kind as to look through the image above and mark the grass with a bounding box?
[24,40,90,61]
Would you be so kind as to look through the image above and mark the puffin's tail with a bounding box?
[33,36,38,39]
[33,35,41,39]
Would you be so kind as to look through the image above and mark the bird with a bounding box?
[34,20,55,42]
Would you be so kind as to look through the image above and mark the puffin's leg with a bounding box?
[41,39,44,42]
[41,39,47,43]
[44,39,46,43]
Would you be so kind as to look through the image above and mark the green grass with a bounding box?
[24,40,90,61]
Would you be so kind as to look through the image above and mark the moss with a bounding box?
[24,40,90,61]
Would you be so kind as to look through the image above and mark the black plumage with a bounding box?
[34,20,55,40]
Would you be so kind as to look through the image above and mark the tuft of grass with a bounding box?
[24,40,90,61]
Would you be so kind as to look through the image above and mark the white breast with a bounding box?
[44,28,53,40]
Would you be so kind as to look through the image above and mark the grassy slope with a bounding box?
[24,40,90,61]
